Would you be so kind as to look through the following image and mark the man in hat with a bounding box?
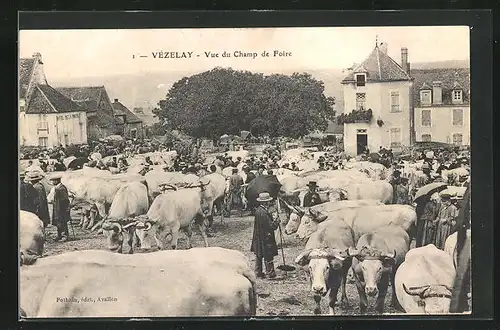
[20,171,38,214]
[435,193,459,249]
[303,181,321,208]
[47,174,71,242]
[251,192,280,279]
[138,163,151,176]
[243,165,256,184]
[227,168,244,214]
[417,191,441,247]
[393,177,410,205]
[25,172,50,227]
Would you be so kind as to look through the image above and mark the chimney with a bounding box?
[32,52,43,63]
[401,47,408,74]
[432,81,443,104]
[114,98,118,103]
[379,42,388,54]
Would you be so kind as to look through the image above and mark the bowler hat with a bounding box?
[256,192,273,202]
[307,181,317,187]
[48,173,63,181]
[440,192,452,200]
[25,172,44,181]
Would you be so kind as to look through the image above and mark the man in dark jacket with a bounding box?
[251,192,279,279]
[25,172,50,227]
[303,181,321,207]
[243,165,256,184]
[48,174,71,242]
[20,172,37,214]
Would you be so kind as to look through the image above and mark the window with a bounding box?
[421,134,432,142]
[356,93,366,110]
[38,137,48,147]
[37,114,48,130]
[390,91,400,112]
[453,90,463,103]
[453,133,463,145]
[390,128,402,148]
[453,109,463,126]
[420,90,432,105]
[421,110,431,126]
[355,74,366,87]
[64,134,69,146]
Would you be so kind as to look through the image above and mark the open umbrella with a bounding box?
[413,182,448,201]
[67,157,88,170]
[245,175,282,203]
[63,156,76,169]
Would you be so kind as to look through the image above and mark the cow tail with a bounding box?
[247,276,258,316]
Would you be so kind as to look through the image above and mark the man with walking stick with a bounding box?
[47,173,72,242]
[251,192,280,279]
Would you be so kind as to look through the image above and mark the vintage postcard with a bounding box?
[19,25,471,318]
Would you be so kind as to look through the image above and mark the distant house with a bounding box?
[340,42,413,155]
[19,53,88,148]
[112,99,144,139]
[133,106,159,127]
[325,119,343,141]
[410,68,470,146]
[56,86,120,140]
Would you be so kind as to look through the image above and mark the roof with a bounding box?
[341,45,412,84]
[55,86,106,113]
[112,101,143,124]
[25,85,86,114]
[410,68,470,107]
[19,58,36,99]
[325,119,343,135]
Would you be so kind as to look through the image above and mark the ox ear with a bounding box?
[347,247,360,257]
[295,249,312,266]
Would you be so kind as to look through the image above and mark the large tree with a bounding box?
[153,67,335,139]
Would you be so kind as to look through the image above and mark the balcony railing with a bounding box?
[337,109,373,125]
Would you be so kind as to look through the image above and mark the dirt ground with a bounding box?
[43,209,403,316]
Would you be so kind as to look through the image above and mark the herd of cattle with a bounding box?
[19,147,471,317]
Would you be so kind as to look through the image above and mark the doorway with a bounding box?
[356,131,368,155]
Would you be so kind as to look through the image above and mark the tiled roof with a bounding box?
[25,85,86,114]
[112,101,143,124]
[55,86,105,112]
[410,68,470,107]
[341,45,411,84]
[325,119,343,135]
[19,58,36,99]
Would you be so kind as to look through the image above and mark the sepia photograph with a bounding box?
[18,25,472,318]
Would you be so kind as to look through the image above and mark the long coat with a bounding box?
[435,203,459,249]
[51,184,71,226]
[20,181,38,214]
[250,205,279,259]
[33,181,50,226]
[421,200,440,246]
[303,191,321,207]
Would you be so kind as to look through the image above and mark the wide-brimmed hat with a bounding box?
[48,173,63,181]
[307,181,318,187]
[25,172,44,181]
[256,192,273,202]
[440,192,452,200]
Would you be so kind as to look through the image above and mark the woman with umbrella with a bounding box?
[414,182,447,247]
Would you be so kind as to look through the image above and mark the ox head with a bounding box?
[284,202,305,235]
[295,209,329,240]
[402,283,453,314]
[348,247,396,297]
[187,179,211,192]
[101,217,152,254]
[328,188,348,202]
[133,214,155,249]
[295,248,350,297]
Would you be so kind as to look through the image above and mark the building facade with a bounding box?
[112,99,144,139]
[56,86,120,140]
[19,53,88,148]
[411,68,470,146]
[341,43,413,156]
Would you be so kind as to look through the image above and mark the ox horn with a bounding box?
[102,221,122,233]
[347,247,360,257]
[385,250,397,259]
[326,248,346,261]
[294,249,313,266]
[402,283,430,296]
[122,220,139,230]
[144,221,153,231]
[165,184,178,191]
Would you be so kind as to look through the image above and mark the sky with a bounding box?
[19,26,470,80]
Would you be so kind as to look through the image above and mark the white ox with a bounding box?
[144,170,199,199]
[395,244,456,314]
[19,211,45,266]
[284,200,384,235]
[328,180,394,204]
[444,229,471,267]
[19,248,257,317]
[343,161,389,180]
[134,179,219,250]
[294,204,417,242]
[97,181,150,254]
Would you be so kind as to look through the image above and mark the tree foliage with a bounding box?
[337,109,373,125]
[153,67,335,139]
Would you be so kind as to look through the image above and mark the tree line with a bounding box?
[152,67,336,139]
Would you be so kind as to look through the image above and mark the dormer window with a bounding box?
[420,90,431,105]
[453,90,463,104]
[355,74,366,87]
